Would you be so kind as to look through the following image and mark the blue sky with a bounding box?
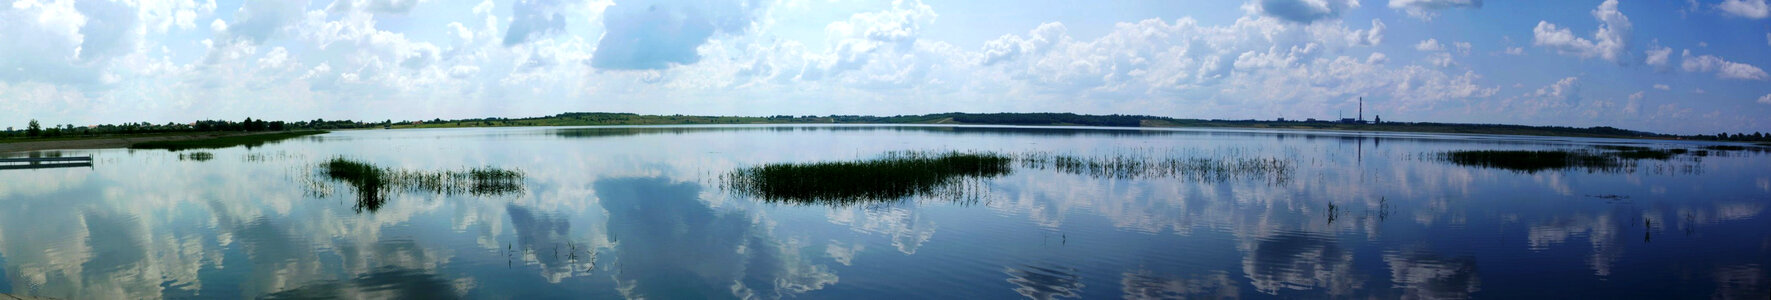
[1,0,1768,134]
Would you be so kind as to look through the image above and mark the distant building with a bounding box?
[1277,118,1287,122]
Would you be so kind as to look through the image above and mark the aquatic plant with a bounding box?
[316,157,525,212]
[724,150,1297,205]
[1440,150,1620,173]
[724,151,1013,205]
[1015,151,1293,183]
[178,152,214,161]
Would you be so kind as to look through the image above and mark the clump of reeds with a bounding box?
[179,152,215,161]
[317,157,526,212]
[723,150,1299,205]
[1015,151,1293,183]
[1440,150,1620,173]
[723,151,1012,205]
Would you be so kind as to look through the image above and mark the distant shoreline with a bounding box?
[0,131,321,154]
[5,112,1767,153]
[385,112,1687,141]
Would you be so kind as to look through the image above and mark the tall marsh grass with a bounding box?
[316,157,525,212]
[724,151,1013,205]
[723,149,1297,205]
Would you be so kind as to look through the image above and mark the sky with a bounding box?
[1,0,1769,134]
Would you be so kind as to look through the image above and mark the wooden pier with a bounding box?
[0,156,93,170]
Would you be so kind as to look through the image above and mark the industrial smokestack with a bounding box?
[1358,97,1363,122]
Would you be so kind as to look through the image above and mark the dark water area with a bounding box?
[0,125,1767,299]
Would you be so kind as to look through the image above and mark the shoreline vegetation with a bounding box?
[131,131,327,151]
[5,112,1770,154]
[384,112,1771,142]
[0,130,327,153]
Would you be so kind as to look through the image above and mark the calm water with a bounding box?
[1,125,1768,299]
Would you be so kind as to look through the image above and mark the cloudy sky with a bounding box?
[1,0,1768,134]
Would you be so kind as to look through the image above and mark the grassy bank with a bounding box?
[130,131,327,151]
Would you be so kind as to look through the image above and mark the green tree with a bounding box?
[26,119,41,137]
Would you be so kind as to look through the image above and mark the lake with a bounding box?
[1,125,1767,299]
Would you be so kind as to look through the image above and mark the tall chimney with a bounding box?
[1358,97,1363,122]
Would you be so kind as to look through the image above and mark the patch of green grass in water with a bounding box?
[131,131,327,151]
[1441,150,1618,173]
[725,151,1013,205]
[317,157,525,213]
[725,150,1297,206]
[178,151,215,161]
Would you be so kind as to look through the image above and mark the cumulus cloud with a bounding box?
[139,0,217,33]
[329,0,432,15]
[1532,0,1631,64]
[222,0,307,44]
[1248,0,1360,24]
[1503,47,1524,55]
[1759,93,1771,104]
[0,0,139,86]
[1717,0,1769,18]
[1415,39,1444,51]
[589,0,767,70]
[1388,0,1482,20]
[1653,84,1670,90]
[1681,50,1769,80]
[1644,43,1671,71]
[503,0,562,46]
[981,22,1065,66]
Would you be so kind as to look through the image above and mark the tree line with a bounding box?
[1,118,388,140]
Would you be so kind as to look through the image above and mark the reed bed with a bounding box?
[1437,144,1728,173]
[723,149,1297,205]
[724,151,1013,205]
[317,157,526,212]
[1015,151,1293,183]
[1440,150,1619,173]
[178,151,214,161]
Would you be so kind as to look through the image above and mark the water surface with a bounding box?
[1,125,1767,299]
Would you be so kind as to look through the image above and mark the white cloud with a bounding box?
[1504,47,1524,55]
[210,19,227,32]
[328,0,433,15]
[1453,41,1471,55]
[220,0,306,44]
[1653,84,1670,90]
[1425,52,1454,67]
[1759,93,1771,104]
[1718,0,1769,18]
[1532,0,1631,64]
[1681,50,1769,80]
[591,0,767,70]
[1246,0,1361,24]
[1415,38,1444,51]
[139,0,217,33]
[0,0,139,86]
[1388,0,1482,20]
[1644,43,1671,71]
